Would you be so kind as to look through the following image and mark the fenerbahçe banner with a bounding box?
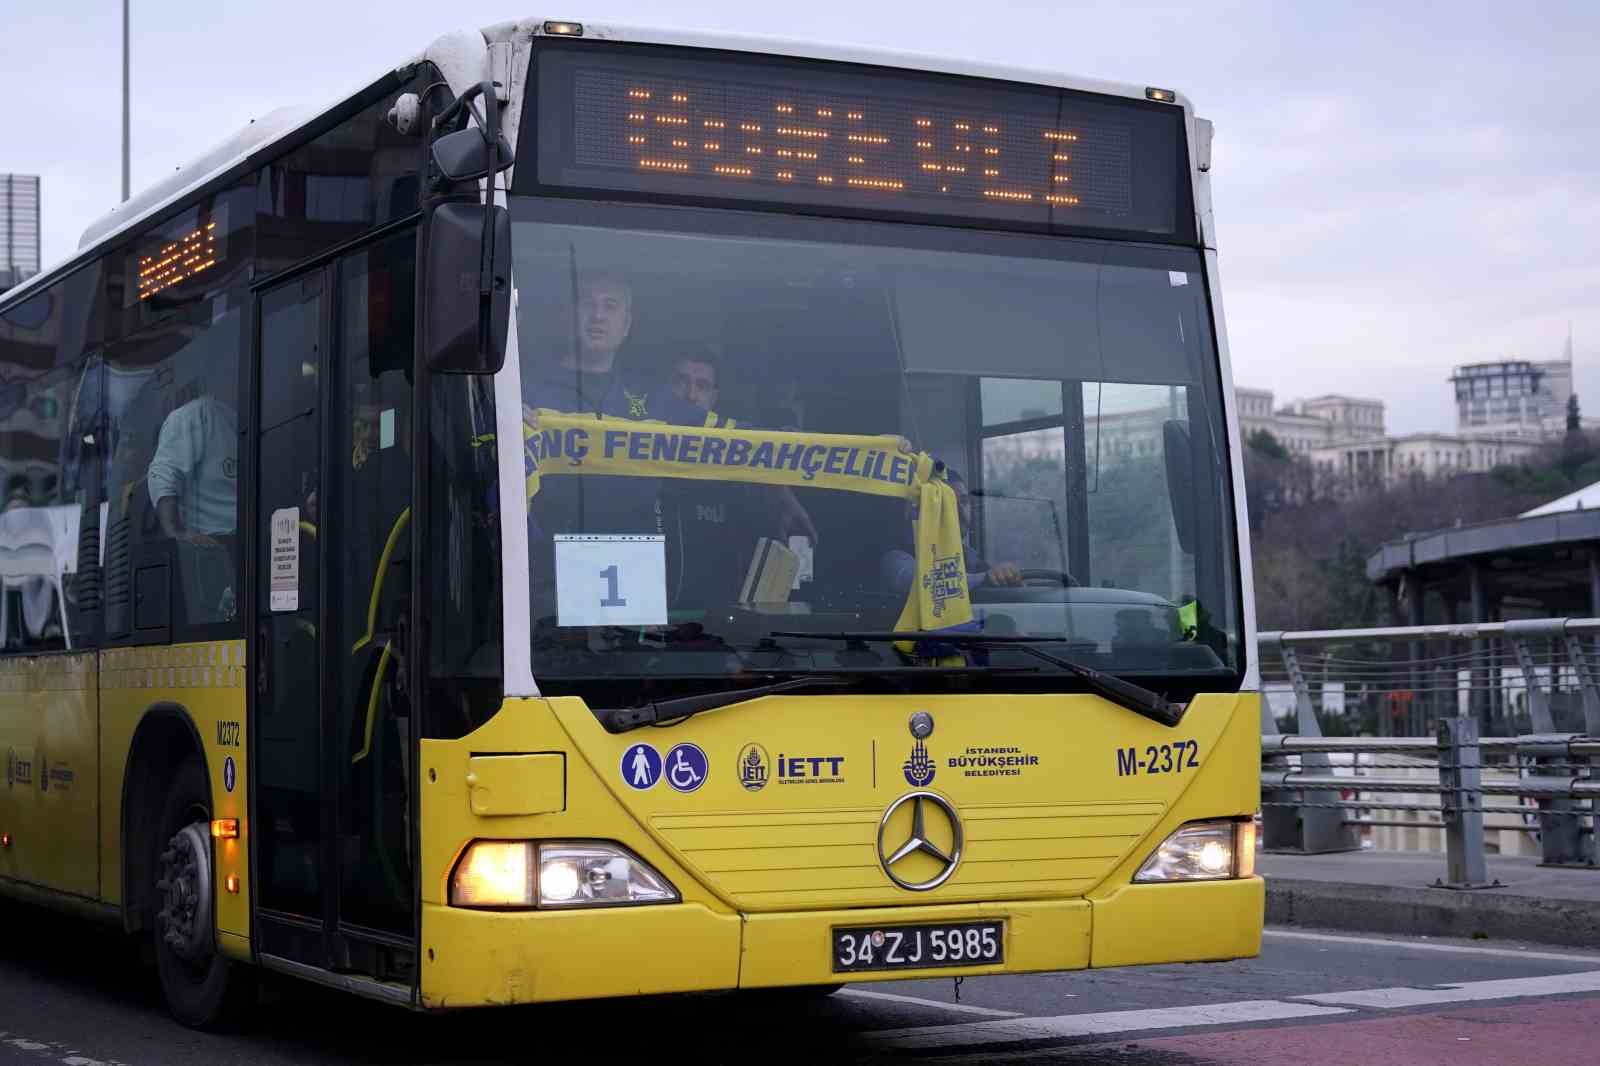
[523,408,972,636]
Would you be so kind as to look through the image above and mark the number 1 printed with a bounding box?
[599,564,627,607]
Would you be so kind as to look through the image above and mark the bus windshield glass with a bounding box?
[511,199,1240,696]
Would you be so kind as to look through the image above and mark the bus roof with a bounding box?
[5,17,1194,309]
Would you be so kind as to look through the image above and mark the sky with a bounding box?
[1,0,1595,435]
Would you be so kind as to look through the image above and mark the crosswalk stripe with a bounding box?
[1265,929,1600,965]
[858,1000,1352,1051]
[1296,969,1600,1008]
[837,988,1023,1017]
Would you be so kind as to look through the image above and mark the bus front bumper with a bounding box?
[419,878,1262,1007]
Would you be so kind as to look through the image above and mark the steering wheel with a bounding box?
[1016,568,1080,588]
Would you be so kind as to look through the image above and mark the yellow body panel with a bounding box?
[0,640,251,961]
[1092,878,1264,967]
[419,688,1262,1007]
[97,642,251,955]
[467,753,565,817]
[0,653,99,898]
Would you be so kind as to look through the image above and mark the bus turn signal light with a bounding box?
[225,875,240,893]
[210,819,239,839]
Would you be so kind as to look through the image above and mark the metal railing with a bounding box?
[1258,619,1597,886]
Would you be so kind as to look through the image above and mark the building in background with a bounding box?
[1235,386,1385,455]
[1451,335,1578,440]
[0,174,41,294]
[1310,432,1539,484]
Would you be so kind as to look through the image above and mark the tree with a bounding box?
[1246,428,1289,461]
[1568,393,1581,434]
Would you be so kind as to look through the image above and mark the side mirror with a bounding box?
[422,202,510,374]
[1162,419,1196,554]
[431,126,515,183]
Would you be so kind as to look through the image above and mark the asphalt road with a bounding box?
[1,903,1597,1066]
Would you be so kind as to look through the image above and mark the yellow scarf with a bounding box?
[523,408,973,637]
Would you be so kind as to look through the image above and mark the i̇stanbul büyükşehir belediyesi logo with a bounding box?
[903,737,936,787]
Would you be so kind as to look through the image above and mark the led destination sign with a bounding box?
[532,44,1189,238]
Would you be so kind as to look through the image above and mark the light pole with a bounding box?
[121,0,130,201]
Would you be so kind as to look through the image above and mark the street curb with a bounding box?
[1266,876,1600,949]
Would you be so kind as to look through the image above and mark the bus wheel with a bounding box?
[152,757,254,1029]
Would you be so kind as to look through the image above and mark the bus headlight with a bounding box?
[449,841,679,909]
[536,843,679,908]
[1133,819,1256,883]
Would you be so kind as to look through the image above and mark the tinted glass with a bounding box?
[254,77,425,278]
[103,292,244,637]
[511,199,1238,700]
[334,234,415,930]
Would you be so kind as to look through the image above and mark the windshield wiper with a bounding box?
[769,631,1187,728]
[595,665,1040,734]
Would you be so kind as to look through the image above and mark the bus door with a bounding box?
[252,230,417,983]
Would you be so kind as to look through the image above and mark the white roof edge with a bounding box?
[8,16,1192,308]
[75,105,321,251]
[508,16,1195,109]
[3,31,493,310]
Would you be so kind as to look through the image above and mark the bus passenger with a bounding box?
[147,393,238,547]
[147,392,239,621]
[663,348,816,606]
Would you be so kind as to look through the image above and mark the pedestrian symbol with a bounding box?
[621,743,663,790]
[665,743,709,793]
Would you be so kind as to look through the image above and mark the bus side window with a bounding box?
[104,299,244,639]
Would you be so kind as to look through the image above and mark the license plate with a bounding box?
[831,920,1004,973]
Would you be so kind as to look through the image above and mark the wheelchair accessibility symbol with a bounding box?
[665,743,708,794]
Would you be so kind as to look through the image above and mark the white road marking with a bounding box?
[0,1033,125,1066]
[839,988,1023,1017]
[1265,928,1600,965]
[1296,969,1600,1008]
[859,1000,1351,1050]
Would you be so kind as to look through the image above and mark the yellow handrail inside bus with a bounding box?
[352,639,393,764]
[351,507,411,654]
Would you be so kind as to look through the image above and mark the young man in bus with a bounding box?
[662,347,818,607]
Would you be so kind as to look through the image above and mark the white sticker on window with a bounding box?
[379,407,396,449]
[554,534,667,627]
[269,507,300,612]
[1169,271,1189,287]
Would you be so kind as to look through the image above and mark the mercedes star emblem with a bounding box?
[908,711,934,738]
[877,790,963,891]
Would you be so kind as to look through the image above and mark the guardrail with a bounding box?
[1258,619,1597,886]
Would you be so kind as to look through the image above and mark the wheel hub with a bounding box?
[156,823,213,963]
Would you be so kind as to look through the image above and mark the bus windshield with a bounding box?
[511,198,1240,697]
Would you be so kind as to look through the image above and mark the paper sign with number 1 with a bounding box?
[553,534,668,627]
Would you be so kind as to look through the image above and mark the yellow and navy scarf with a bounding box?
[523,408,973,639]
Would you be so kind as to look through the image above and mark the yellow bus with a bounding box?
[0,16,1260,1028]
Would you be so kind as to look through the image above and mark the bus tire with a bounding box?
[152,757,254,1029]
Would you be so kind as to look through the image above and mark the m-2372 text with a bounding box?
[1115,741,1200,777]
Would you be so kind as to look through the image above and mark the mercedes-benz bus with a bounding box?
[0,16,1260,1027]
